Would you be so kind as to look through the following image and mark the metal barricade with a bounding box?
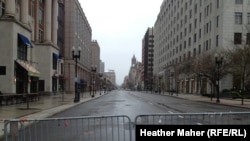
[135,112,250,125]
[3,112,250,141]
[4,115,132,141]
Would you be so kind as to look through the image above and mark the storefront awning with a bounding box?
[53,53,62,60]
[53,53,59,59]
[16,59,40,77]
[18,33,33,48]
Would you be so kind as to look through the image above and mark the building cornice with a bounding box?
[0,17,32,32]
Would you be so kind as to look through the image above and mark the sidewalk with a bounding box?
[162,92,250,109]
[136,91,250,109]
[0,91,103,139]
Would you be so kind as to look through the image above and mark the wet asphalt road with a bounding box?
[52,90,248,120]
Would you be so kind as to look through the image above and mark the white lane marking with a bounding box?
[168,111,174,114]
[148,102,153,105]
[178,115,184,118]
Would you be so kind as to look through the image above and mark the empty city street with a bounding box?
[53,90,249,120]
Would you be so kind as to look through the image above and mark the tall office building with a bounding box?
[63,0,93,93]
[154,0,250,94]
[90,40,100,73]
[105,70,116,86]
[99,60,105,74]
[142,27,154,91]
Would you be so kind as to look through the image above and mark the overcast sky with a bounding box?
[79,0,163,86]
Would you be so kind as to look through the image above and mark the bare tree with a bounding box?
[227,44,250,104]
[178,50,231,98]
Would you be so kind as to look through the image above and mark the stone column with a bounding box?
[5,0,15,17]
[45,0,52,42]
[20,0,28,24]
[52,0,58,45]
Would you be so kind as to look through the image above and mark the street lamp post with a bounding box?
[168,71,171,95]
[72,46,81,103]
[103,77,106,93]
[170,72,174,96]
[99,73,103,95]
[145,78,148,92]
[215,53,223,103]
[91,65,97,97]
[158,76,161,94]
[177,80,179,96]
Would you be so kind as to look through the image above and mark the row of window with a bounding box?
[235,12,250,24]
[156,1,218,58]
[157,10,250,52]
[234,33,250,44]
[155,0,250,71]
[157,11,250,56]
[157,0,250,41]
[0,1,5,16]
[164,0,250,7]
[159,32,250,68]
[0,1,45,43]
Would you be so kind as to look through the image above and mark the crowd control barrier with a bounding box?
[134,112,250,125]
[3,112,250,141]
[3,115,132,141]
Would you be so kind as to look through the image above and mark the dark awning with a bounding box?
[53,53,61,60]
[18,33,33,47]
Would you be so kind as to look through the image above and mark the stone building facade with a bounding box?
[0,0,99,95]
[142,27,154,91]
[63,0,93,93]
[0,0,60,94]
[153,0,250,94]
